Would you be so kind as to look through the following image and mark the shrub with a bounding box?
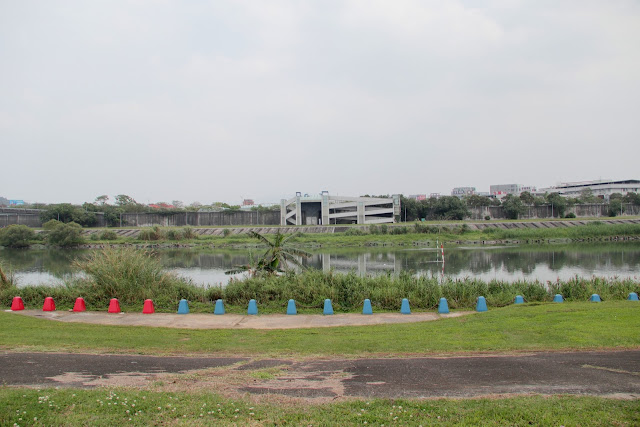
[166,229,183,241]
[379,224,388,234]
[42,219,62,230]
[223,228,232,237]
[345,227,366,236]
[100,230,118,240]
[564,212,576,219]
[484,215,491,221]
[390,226,409,235]
[47,222,85,247]
[0,224,36,248]
[182,227,198,240]
[90,233,100,241]
[369,225,379,235]
[138,226,165,241]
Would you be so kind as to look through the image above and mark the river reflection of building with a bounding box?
[303,253,399,276]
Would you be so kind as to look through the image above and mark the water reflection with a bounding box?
[1,243,639,288]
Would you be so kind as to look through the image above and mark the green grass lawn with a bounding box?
[2,301,638,357]
[1,388,638,426]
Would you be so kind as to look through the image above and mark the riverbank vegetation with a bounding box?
[3,220,640,250]
[1,247,638,313]
[1,388,637,426]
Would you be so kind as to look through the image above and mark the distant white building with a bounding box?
[451,187,476,198]
[281,192,400,225]
[490,184,537,198]
[540,179,640,200]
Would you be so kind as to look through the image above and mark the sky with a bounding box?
[1,0,639,206]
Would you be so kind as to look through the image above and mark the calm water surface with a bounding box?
[1,243,639,288]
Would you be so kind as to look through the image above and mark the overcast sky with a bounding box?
[1,1,639,205]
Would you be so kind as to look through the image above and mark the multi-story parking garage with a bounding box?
[280,192,400,225]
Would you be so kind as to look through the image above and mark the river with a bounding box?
[1,242,639,288]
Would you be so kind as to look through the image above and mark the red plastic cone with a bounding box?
[11,296,25,311]
[108,298,121,313]
[73,297,86,312]
[142,299,155,314]
[42,297,55,311]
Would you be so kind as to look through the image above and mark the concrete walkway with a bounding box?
[10,309,471,329]
[2,351,639,399]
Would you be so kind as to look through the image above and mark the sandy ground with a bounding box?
[9,309,471,329]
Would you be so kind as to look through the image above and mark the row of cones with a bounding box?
[10,297,156,314]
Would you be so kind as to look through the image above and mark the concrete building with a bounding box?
[281,192,400,225]
[490,184,536,198]
[408,194,427,201]
[540,179,640,200]
[451,187,476,198]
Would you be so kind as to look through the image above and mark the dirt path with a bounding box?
[2,351,639,400]
[11,310,471,329]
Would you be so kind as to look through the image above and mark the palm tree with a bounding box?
[225,230,310,275]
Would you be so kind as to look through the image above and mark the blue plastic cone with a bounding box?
[553,294,564,303]
[177,299,189,314]
[438,297,449,314]
[247,299,258,315]
[362,299,373,315]
[400,298,411,314]
[589,294,601,302]
[287,299,297,315]
[628,292,639,301]
[514,295,525,304]
[214,299,225,315]
[323,299,334,315]
[476,296,488,312]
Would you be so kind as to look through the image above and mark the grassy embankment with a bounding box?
[1,389,638,426]
[58,221,640,248]
[1,302,638,356]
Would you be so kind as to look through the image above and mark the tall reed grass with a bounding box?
[1,249,638,312]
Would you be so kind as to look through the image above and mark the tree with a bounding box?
[115,194,137,206]
[608,199,623,217]
[171,200,184,209]
[546,193,568,218]
[39,204,97,227]
[519,192,536,205]
[623,192,640,205]
[578,189,597,204]
[502,194,525,220]
[95,195,109,205]
[399,196,420,221]
[465,195,494,208]
[226,231,310,275]
[432,196,470,220]
[0,224,36,248]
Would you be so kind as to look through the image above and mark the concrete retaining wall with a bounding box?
[469,204,639,220]
[0,213,42,228]
[120,211,281,227]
